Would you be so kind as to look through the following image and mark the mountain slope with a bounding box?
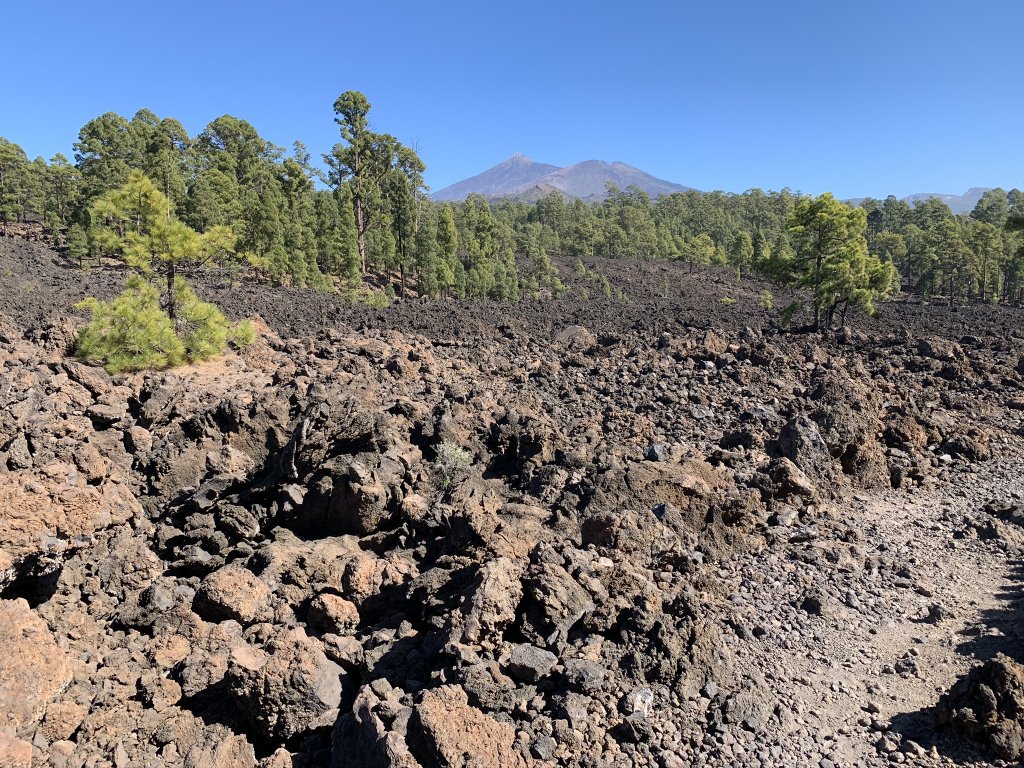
[431,154,559,201]
[533,160,693,201]
[432,155,694,202]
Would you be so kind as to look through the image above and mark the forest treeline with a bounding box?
[1,92,1023,311]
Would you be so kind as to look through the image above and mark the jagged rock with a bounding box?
[0,599,73,736]
[408,685,528,768]
[0,733,32,767]
[563,658,607,692]
[298,452,408,535]
[765,457,819,501]
[942,427,992,462]
[308,593,361,634]
[506,643,558,683]
[776,416,835,489]
[194,565,275,625]
[461,557,525,647]
[331,686,418,768]
[458,661,521,713]
[227,628,343,741]
[918,336,965,362]
[260,748,295,768]
[0,467,141,590]
[805,368,889,488]
[722,683,777,733]
[522,561,596,646]
[936,654,1024,760]
[554,325,597,351]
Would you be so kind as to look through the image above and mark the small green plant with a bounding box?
[719,296,736,305]
[342,285,393,308]
[662,275,670,298]
[434,441,470,492]
[758,290,774,310]
[779,300,802,328]
[580,287,590,301]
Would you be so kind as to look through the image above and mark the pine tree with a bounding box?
[91,171,236,319]
[771,193,897,329]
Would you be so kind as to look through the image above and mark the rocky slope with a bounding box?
[2,236,1024,767]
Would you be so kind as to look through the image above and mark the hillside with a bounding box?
[432,155,694,202]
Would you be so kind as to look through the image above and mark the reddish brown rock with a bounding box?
[195,565,274,625]
[0,733,32,768]
[0,599,73,736]
[308,593,360,635]
[410,685,527,768]
[227,628,343,741]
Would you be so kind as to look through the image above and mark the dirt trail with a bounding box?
[713,453,1024,767]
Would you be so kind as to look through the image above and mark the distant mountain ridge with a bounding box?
[432,154,694,202]
[847,187,993,215]
[902,187,992,214]
[435,157,995,213]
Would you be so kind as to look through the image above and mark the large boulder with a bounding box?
[0,599,73,736]
[936,654,1024,760]
[194,565,275,625]
[331,686,418,768]
[521,561,596,647]
[407,685,528,768]
[460,557,525,647]
[0,466,141,590]
[227,628,343,741]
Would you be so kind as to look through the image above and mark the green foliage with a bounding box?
[74,275,185,372]
[173,279,234,360]
[230,319,257,348]
[12,98,1022,307]
[66,223,92,266]
[767,193,897,329]
[75,275,254,373]
[779,300,802,329]
[341,284,393,308]
[758,290,774,310]
[728,230,754,276]
[434,441,471,493]
[91,171,238,318]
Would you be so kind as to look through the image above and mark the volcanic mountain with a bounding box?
[431,154,694,202]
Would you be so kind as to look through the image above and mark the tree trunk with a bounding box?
[354,196,367,274]
[825,301,837,331]
[166,264,176,320]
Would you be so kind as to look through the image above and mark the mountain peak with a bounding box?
[432,157,694,202]
[500,152,535,168]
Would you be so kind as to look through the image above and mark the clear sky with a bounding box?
[3,0,1022,199]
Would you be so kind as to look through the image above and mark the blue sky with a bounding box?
[3,0,1021,199]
